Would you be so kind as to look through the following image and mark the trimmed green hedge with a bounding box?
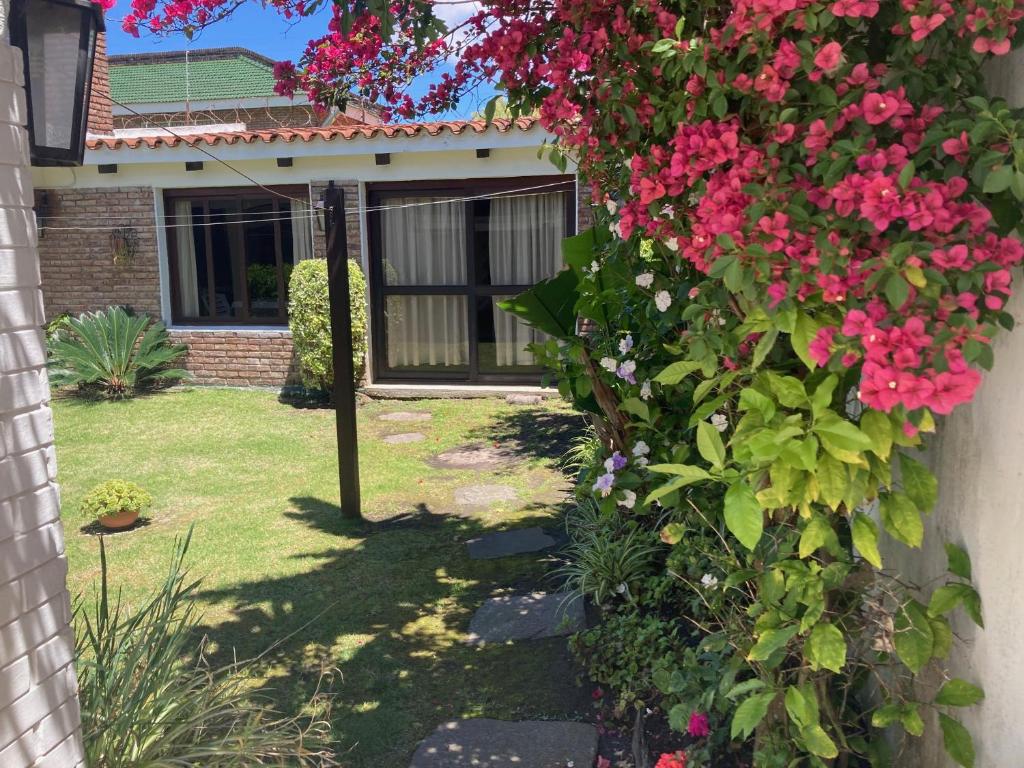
[288,258,368,390]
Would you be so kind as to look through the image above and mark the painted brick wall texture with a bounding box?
[0,39,87,768]
[36,185,161,318]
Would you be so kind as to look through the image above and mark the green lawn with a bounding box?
[54,388,591,766]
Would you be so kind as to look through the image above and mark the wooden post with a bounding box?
[324,182,361,518]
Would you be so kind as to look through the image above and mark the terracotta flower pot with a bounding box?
[98,510,139,530]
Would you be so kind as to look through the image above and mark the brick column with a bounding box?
[0,11,87,768]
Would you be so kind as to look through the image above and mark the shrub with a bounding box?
[48,306,188,398]
[288,258,368,391]
[79,480,153,521]
[76,528,338,767]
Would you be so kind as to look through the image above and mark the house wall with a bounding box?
[0,25,86,768]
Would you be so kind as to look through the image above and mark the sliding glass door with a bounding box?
[369,178,575,383]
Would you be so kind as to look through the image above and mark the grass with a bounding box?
[55,387,592,766]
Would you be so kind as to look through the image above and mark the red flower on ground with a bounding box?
[655,751,687,768]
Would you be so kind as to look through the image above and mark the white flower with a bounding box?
[599,357,618,373]
[655,290,673,312]
[618,360,637,377]
[618,490,637,509]
[635,272,654,289]
[632,440,650,457]
[590,260,601,274]
[640,379,652,400]
[701,573,719,589]
[619,334,634,354]
[605,199,618,215]
[636,456,649,468]
[615,583,627,595]
[710,413,728,432]
[610,221,623,239]
[664,237,679,253]
[660,204,674,217]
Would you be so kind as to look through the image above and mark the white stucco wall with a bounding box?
[882,48,1024,768]
[0,10,86,768]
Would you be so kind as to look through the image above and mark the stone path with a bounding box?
[454,484,519,507]
[427,443,521,471]
[383,432,427,445]
[410,719,598,768]
[467,593,585,645]
[380,411,433,422]
[466,527,556,560]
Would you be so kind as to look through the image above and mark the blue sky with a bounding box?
[102,1,495,118]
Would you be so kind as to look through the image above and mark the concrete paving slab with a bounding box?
[379,411,433,422]
[409,719,598,768]
[454,484,519,506]
[467,593,584,644]
[466,527,556,560]
[383,432,427,444]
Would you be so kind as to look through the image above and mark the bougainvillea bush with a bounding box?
[125,0,1024,764]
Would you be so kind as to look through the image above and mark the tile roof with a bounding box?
[110,48,280,104]
[87,117,540,151]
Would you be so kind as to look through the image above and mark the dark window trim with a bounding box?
[367,175,576,384]
[164,185,310,326]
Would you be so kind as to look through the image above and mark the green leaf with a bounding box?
[791,311,821,370]
[806,622,847,673]
[696,420,727,470]
[724,480,764,551]
[799,513,833,558]
[660,523,686,546]
[871,704,902,728]
[816,452,847,511]
[898,160,916,189]
[767,374,808,408]
[801,724,839,759]
[726,678,766,700]
[731,691,777,740]
[498,269,579,339]
[928,583,984,627]
[935,679,985,708]
[738,388,776,421]
[752,328,779,369]
[881,493,924,548]
[939,714,976,768]
[620,397,650,422]
[851,513,883,568]
[983,164,1014,194]
[946,543,972,580]
[654,360,703,385]
[810,375,839,417]
[748,625,800,662]
[645,465,713,504]
[784,685,818,729]
[813,413,874,452]
[931,615,953,659]
[860,410,893,460]
[900,453,938,512]
[894,601,934,674]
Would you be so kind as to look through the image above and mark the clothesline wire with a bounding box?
[38,183,578,232]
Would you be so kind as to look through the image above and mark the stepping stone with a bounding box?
[410,719,598,768]
[383,432,426,445]
[379,411,433,422]
[427,443,520,471]
[466,527,556,560]
[454,484,519,507]
[467,592,584,645]
[505,393,543,406]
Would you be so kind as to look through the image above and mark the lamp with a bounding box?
[9,0,105,167]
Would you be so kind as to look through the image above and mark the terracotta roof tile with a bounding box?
[87,117,540,151]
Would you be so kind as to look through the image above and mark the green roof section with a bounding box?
[110,49,281,104]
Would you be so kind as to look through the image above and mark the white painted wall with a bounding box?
[882,48,1024,768]
[0,7,86,768]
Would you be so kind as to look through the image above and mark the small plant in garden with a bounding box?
[48,306,188,398]
[76,528,338,767]
[288,258,368,392]
[80,480,152,529]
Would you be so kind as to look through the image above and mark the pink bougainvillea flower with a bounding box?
[655,752,688,768]
[809,326,838,366]
[862,92,900,125]
[832,0,880,19]
[814,42,844,75]
[909,14,946,42]
[687,712,711,738]
[941,132,970,163]
[974,36,1013,56]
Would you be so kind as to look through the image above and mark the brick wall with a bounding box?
[0,34,86,768]
[576,181,594,231]
[36,186,161,320]
[113,105,321,132]
[310,180,361,262]
[86,33,112,136]
[169,329,301,387]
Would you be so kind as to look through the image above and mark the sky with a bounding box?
[101,1,496,119]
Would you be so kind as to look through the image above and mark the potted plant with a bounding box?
[80,480,153,530]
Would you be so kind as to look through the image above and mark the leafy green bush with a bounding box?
[247,262,294,301]
[76,528,338,767]
[48,306,188,398]
[79,480,153,521]
[288,258,368,391]
[45,312,73,342]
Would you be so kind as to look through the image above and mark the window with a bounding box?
[165,187,314,324]
[368,177,575,382]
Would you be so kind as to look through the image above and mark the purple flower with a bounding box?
[604,451,628,472]
[616,359,637,385]
[592,472,615,497]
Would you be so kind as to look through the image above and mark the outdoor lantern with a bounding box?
[9,0,105,167]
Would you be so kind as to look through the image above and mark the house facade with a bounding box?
[31,46,587,389]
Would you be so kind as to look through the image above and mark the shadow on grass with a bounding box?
[466,408,589,462]
[190,495,590,767]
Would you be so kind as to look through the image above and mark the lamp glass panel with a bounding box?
[25,2,83,152]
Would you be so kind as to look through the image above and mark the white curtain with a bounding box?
[174,200,200,317]
[291,202,314,263]
[382,198,468,368]
[489,192,565,366]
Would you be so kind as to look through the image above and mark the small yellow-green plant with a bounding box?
[79,480,153,521]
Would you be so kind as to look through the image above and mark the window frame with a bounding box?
[163,185,311,326]
[367,176,577,384]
